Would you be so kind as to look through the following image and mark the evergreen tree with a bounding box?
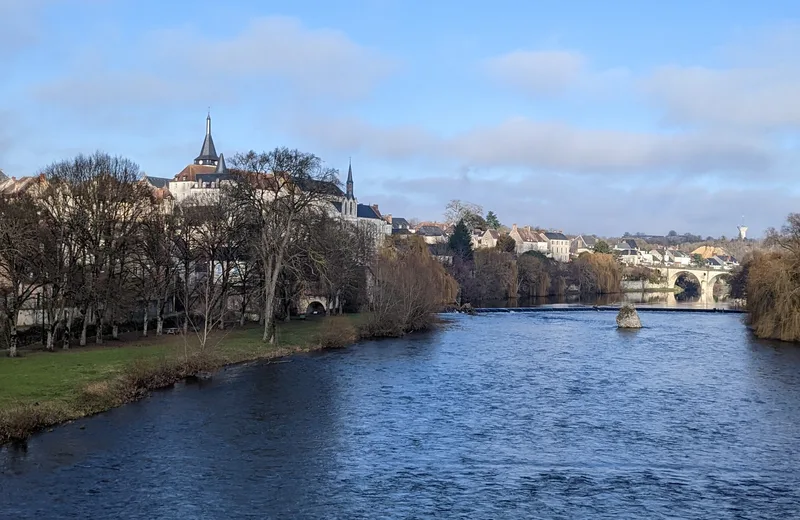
[594,240,611,254]
[448,219,473,261]
[486,211,501,229]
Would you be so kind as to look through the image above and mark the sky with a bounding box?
[1,0,799,238]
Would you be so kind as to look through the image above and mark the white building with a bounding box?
[544,232,571,262]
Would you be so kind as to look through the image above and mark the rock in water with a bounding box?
[616,304,642,329]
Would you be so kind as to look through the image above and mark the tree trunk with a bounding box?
[63,310,72,350]
[112,323,119,340]
[155,297,164,335]
[80,308,89,346]
[156,314,163,336]
[46,329,55,351]
[8,322,18,357]
[142,307,149,337]
[96,315,104,344]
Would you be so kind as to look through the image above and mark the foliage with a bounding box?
[623,266,666,284]
[593,240,611,254]
[462,249,517,303]
[485,211,501,229]
[495,234,516,253]
[572,253,622,294]
[691,253,705,267]
[366,236,457,337]
[315,316,359,349]
[744,214,800,342]
[444,199,485,230]
[516,253,552,298]
[448,219,474,261]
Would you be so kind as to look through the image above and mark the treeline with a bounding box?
[732,213,800,342]
[445,220,622,305]
[0,149,384,357]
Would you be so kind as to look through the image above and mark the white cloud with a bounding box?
[293,115,775,176]
[645,65,800,129]
[483,50,585,94]
[33,15,397,110]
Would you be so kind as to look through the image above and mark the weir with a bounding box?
[472,306,745,314]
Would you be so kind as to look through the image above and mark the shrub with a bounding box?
[316,317,358,349]
[367,236,458,337]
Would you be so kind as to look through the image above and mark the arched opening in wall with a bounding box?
[674,272,701,301]
[712,274,732,301]
[305,301,326,317]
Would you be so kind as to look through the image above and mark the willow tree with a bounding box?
[745,214,800,341]
[228,148,338,343]
[367,235,458,336]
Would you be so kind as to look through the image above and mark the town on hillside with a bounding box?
[1,114,754,275]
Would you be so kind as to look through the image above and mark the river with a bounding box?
[2,312,800,519]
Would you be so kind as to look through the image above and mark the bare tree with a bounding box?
[228,148,338,343]
[46,152,150,345]
[0,194,45,357]
[36,176,82,350]
[444,199,485,230]
[179,194,236,350]
[136,205,181,336]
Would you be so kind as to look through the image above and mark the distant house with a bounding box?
[571,235,598,255]
[510,224,548,254]
[385,215,413,235]
[619,249,645,266]
[417,225,447,244]
[670,250,691,266]
[614,239,639,252]
[708,255,739,269]
[544,232,571,262]
[480,229,500,249]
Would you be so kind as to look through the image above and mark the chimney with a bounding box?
[371,204,380,215]
[512,223,518,231]
[385,214,392,224]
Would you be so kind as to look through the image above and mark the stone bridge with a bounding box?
[297,294,329,316]
[657,266,732,304]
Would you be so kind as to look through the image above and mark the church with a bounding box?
[149,114,391,241]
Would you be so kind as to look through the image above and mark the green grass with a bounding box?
[0,315,368,411]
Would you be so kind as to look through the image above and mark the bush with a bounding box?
[367,236,458,337]
[0,402,71,444]
[745,251,800,341]
[316,317,358,349]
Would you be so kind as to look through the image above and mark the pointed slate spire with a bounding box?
[215,153,227,175]
[194,112,219,166]
[346,157,354,200]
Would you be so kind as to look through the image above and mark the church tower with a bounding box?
[344,159,357,217]
[194,112,219,166]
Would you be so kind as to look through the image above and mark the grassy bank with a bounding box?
[0,315,368,445]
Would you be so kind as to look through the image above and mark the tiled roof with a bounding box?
[544,232,568,240]
[417,225,445,236]
[144,176,171,188]
[356,203,381,220]
[0,175,45,196]
[175,164,217,182]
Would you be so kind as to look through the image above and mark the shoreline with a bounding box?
[0,316,369,447]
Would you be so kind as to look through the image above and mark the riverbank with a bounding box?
[0,315,368,446]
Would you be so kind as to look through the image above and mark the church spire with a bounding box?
[194,111,219,166]
[346,157,354,200]
[215,153,227,175]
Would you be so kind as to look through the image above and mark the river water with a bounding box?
[2,312,800,519]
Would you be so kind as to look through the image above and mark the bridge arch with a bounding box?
[663,266,732,303]
[297,295,329,317]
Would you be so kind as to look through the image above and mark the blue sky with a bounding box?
[2,0,799,237]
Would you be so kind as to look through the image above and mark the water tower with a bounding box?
[737,225,748,241]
